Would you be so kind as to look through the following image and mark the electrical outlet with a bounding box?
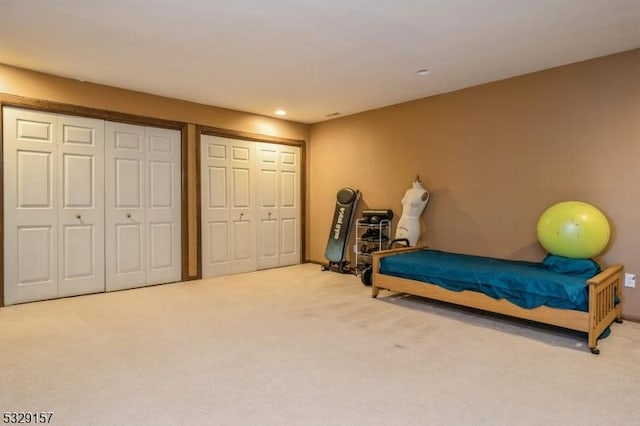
[624,273,636,288]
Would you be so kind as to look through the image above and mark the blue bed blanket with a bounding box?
[379,250,599,312]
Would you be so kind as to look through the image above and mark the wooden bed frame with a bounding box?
[372,246,624,354]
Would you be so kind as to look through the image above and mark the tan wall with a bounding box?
[309,49,640,319]
[0,64,310,280]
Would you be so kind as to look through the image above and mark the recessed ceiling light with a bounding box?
[416,69,431,76]
[275,109,287,116]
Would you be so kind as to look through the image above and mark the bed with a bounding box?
[371,246,624,354]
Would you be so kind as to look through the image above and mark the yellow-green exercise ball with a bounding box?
[536,201,610,259]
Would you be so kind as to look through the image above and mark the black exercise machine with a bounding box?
[321,187,360,273]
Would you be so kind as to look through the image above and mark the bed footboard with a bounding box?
[587,264,624,354]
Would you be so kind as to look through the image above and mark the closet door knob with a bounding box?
[76,214,82,219]
[268,212,272,218]
[126,213,132,219]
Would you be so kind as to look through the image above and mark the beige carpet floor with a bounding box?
[1,263,640,425]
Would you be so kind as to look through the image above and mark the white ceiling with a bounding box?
[1,0,639,124]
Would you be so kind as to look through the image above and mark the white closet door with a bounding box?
[202,136,300,278]
[105,122,146,291]
[256,144,280,270]
[4,108,181,303]
[277,144,301,267]
[105,122,181,291]
[145,127,181,285]
[201,135,232,277]
[228,138,257,274]
[256,143,301,269]
[200,135,257,277]
[3,108,58,304]
[57,115,105,297]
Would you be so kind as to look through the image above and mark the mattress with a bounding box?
[378,249,597,311]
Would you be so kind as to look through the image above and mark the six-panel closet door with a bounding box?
[105,122,182,291]
[201,135,257,277]
[201,135,300,279]
[256,142,301,269]
[3,107,105,305]
[3,107,182,305]
[57,114,105,297]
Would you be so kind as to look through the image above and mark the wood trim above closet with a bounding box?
[199,125,306,147]
[0,93,185,130]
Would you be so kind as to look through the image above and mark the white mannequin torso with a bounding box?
[396,180,429,246]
